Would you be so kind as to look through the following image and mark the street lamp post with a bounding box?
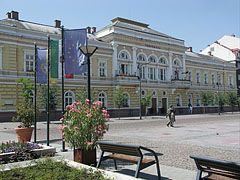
[139,72,142,120]
[79,46,98,102]
[216,82,220,115]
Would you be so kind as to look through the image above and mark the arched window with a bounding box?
[148,55,157,63]
[173,59,181,66]
[123,93,130,107]
[98,92,107,107]
[137,54,146,61]
[118,50,130,60]
[64,91,74,107]
[176,93,181,106]
[159,57,167,64]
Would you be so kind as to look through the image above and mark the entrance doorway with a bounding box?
[151,98,157,114]
[162,98,167,114]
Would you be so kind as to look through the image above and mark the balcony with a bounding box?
[171,77,191,88]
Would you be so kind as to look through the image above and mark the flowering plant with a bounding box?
[59,99,110,150]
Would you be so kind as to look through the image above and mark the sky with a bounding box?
[1,0,239,53]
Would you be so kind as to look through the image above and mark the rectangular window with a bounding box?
[25,53,34,72]
[158,68,166,80]
[211,74,215,84]
[188,71,192,81]
[120,64,130,75]
[204,73,208,84]
[99,62,106,77]
[148,67,156,80]
[196,72,200,83]
[217,74,222,84]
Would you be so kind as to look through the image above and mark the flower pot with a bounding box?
[74,148,96,166]
[14,127,34,142]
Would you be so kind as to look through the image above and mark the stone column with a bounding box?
[132,47,137,75]
[112,43,118,77]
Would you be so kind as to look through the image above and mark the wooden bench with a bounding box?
[96,141,161,179]
[190,155,240,180]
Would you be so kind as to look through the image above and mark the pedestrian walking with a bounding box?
[166,105,176,127]
[189,105,193,114]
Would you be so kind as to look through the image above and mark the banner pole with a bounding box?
[61,26,67,151]
[47,36,50,146]
[34,43,37,143]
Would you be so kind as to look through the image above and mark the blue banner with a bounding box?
[37,48,47,84]
[64,29,87,75]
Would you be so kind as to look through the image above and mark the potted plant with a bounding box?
[12,78,39,142]
[59,99,109,166]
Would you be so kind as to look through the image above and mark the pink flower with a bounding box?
[85,99,90,104]
[74,126,80,130]
[87,142,93,145]
[102,109,107,113]
[60,118,64,122]
[86,113,92,118]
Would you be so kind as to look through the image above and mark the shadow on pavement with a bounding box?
[115,169,171,180]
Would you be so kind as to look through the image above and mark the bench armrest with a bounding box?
[140,146,159,160]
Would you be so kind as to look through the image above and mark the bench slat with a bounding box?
[107,154,154,164]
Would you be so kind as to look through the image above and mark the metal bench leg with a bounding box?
[97,151,104,168]
[196,170,202,180]
[113,159,117,170]
[155,159,161,180]
[135,157,143,178]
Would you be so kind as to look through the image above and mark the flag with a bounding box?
[64,29,87,75]
[50,40,59,78]
[37,48,47,84]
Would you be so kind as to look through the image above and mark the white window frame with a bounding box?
[118,49,131,60]
[148,67,156,80]
[99,59,107,77]
[158,68,166,81]
[64,90,75,107]
[119,63,131,75]
[196,94,200,106]
[159,56,168,65]
[137,53,147,62]
[123,92,130,107]
[196,72,200,83]
[140,65,147,79]
[173,58,181,67]
[228,75,233,86]
[204,72,208,84]
[148,54,157,63]
[24,49,35,72]
[211,73,215,85]
[98,91,107,107]
[176,93,182,106]
[188,70,192,81]
[217,73,222,84]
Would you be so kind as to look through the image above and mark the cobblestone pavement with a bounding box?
[1,112,239,175]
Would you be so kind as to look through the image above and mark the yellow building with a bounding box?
[0,12,237,121]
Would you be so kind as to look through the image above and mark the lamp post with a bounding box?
[79,46,98,102]
[139,71,142,120]
[216,82,220,115]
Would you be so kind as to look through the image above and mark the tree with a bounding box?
[200,91,214,113]
[39,84,57,110]
[113,88,126,119]
[141,94,153,116]
[16,77,34,103]
[215,92,226,112]
[226,92,238,113]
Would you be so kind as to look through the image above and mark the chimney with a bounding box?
[54,20,61,28]
[208,51,212,56]
[86,26,91,33]
[6,12,11,19]
[92,27,96,33]
[232,34,235,37]
[188,47,192,52]
[11,11,19,20]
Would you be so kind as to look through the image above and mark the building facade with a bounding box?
[0,12,238,121]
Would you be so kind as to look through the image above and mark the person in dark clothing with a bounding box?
[166,105,175,127]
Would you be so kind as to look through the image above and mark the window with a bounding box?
[137,54,146,61]
[188,94,192,106]
[119,63,131,75]
[229,76,233,86]
[24,51,34,72]
[148,55,156,63]
[64,91,74,107]
[196,94,200,106]
[140,66,146,79]
[211,73,215,84]
[196,72,200,83]
[176,94,181,106]
[204,73,208,84]
[123,93,129,107]
[98,92,107,107]
[99,62,106,77]
[158,68,166,80]
[173,59,180,66]
[217,73,222,84]
[188,71,192,81]
[118,50,130,60]
[148,67,156,80]
[174,69,180,80]
[159,57,166,64]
